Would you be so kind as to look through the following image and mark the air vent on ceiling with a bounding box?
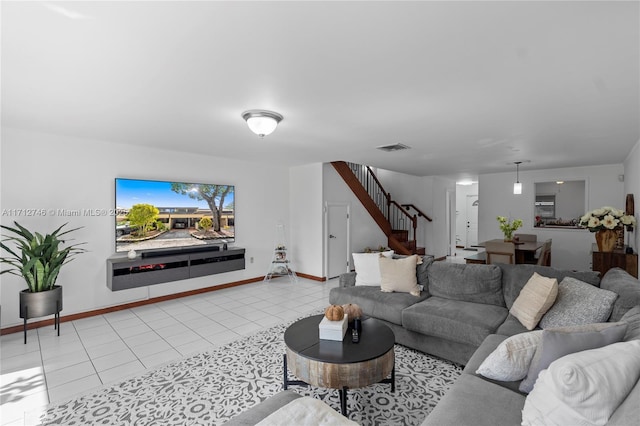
[377,143,411,152]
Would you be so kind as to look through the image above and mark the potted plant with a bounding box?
[579,206,636,252]
[496,216,523,242]
[1,222,85,342]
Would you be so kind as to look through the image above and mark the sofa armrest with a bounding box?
[339,272,356,288]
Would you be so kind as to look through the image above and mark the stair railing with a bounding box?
[345,162,418,251]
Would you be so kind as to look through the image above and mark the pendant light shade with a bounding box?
[513,162,522,195]
[513,182,522,195]
[242,110,283,137]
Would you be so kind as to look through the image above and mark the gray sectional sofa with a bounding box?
[227,260,640,425]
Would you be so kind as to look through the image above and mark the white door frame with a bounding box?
[324,202,351,278]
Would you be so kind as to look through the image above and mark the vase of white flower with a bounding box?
[579,206,636,252]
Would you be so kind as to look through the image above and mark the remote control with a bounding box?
[351,329,359,343]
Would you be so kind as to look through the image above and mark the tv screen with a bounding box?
[115,178,235,253]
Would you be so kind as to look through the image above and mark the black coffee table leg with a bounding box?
[283,354,288,390]
[391,361,395,392]
[339,386,348,416]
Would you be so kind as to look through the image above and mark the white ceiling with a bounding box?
[2,1,639,179]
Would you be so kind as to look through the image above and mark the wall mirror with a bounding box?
[534,180,585,228]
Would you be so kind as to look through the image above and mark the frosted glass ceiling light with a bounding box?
[513,161,522,195]
[242,110,283,137]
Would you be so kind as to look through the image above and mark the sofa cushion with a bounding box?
[402,297,508,346]
[519,322,628,393]
[329,286,428,325]
[509,272,558,330]
[499,264,600,310]
[427,263,505,307]
[600,268,640,321]
[421,373,526,426]
[495,314,530,337]
[522,340,640,426]
[539,277,618,329]
[621,305,640,341]
[352,251,394,286]
[379,255,421,296]
[476,330,543,382]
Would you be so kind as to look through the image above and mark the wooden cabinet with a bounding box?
[591,244,638,278]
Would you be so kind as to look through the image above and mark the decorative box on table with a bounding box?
[319,316,348,341]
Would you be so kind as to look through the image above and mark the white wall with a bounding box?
[0,128,290,327]
[289,163,323,277]
[424,176,456,259]
[478,164,625,270]
[624,140,640,252]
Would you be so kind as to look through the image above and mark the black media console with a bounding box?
[107,247,245,291]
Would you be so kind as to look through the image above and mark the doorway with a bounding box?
[465,195,479,248]
[325,203,350,279]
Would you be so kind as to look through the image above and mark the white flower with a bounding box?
[580,213,591,223]
[591,208,607,217]
[587,217,601,229]
[602,214,619,229]
[610,208,624,217]
[621,215,636,226]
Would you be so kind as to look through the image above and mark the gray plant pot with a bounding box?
[19,285,63,319]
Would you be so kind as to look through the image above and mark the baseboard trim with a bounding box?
[294,272,325,281]
[0,276,266,336]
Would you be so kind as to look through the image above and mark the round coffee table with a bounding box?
[283,314,395,416]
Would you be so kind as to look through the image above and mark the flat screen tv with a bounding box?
[115,178,235,254]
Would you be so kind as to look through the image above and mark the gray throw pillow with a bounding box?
[539,277,618,329]
[519,322,628,393]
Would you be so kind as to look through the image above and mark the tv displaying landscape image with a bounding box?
[115,178,235,253]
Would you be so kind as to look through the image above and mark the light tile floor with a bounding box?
[0,277,338,426]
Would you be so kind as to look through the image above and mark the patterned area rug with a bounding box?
[38,319,462,425]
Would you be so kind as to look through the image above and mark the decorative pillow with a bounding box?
[539,277,618,329]
[522,340,640,426]
[379,255,422,296]
[257,396,360,426]
[519,322,628,393]
[510,273,558,330]
[476,330,543,381]
[352,251,394,286]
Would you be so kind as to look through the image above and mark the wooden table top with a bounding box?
[477,239,544,252]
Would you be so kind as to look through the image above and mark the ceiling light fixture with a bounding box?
[513,161,522,195]
[241,110,283,137]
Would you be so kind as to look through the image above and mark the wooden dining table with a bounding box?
[466,239,544,264]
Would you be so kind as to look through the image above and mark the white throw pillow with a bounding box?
[475,330,543,381]
[257,396,359,426]
[510,272,558,330]
[352,251,394,286]
[522,340,640,426]
[379,255,422,296]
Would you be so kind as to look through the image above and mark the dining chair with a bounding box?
[536,239,552,266]
[514,233,537,242]
[485,241,516,264]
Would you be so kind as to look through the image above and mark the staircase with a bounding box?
[331,161,432,256]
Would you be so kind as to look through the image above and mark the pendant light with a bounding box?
[513,161,522,195]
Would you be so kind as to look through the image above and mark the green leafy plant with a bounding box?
[496,216,523,241]
[199,216,213,232]
[0,222,86,293]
